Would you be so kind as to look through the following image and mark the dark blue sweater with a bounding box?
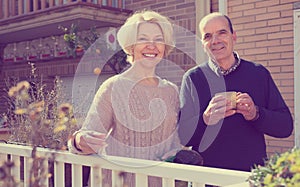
[178,59,293,171]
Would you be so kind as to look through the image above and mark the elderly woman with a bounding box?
[68,10,181,186]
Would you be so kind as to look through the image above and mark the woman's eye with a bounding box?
[155,38,164,43]
[137,38,147,42]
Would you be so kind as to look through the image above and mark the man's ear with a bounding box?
[232,31,237,43]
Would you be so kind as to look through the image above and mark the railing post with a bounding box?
[33,0,38,11]
[0,153,7,162]
[54,161,65,187]
[135,173,148,187]
[112,170,123,187]
[118,0,122,9]
[49,0,54,7]
[23,157,31,187]
[162,178,175,187]
[41,0,47,9]
[107,0,112,7]
[18,0,23,15]
[11,0,16,17]
[90,166,102,187]
[25,0,31,13]
[72,164,83,187]
[3,0,9,18]
[192,182,206,187]
[58,0,63,6]
[42,159,49,186]
[11,155,21,183]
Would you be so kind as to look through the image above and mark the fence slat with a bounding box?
[72,164,82,187]
[0,153,7,161]
[11,155,21,182]
[54,161,65,187]
[42,159,49,186]
[192,182,206,187]
[112,170,123,187]
[24,157,31,187]
[162,178,175,187]
[135,173,148,187]
[90,166,102,187]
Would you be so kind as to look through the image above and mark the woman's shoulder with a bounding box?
[159,78,179,92]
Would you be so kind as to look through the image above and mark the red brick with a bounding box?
[268,45,293,53]
[243,20,267,29]
[281,52,294,58]
[256,26,280,34]
[268,17,293,26]
[243,33,267,42]
[255,39,280,47]
[256,12,281,21]
[267,3,292,12]
[228,0,244,6]
[232,3,255,12]
[269,58,293,66]
[255,53,281,60]
[235,42,255,50]
[244,7,267,16]
[255,0,280,8]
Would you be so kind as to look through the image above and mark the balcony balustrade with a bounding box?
[0,143,250,187]
[0,0,125,19]
[0,0,131,44]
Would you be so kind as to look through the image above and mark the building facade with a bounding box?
[0,0,299,156]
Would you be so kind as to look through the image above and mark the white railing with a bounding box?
[0,143,250,187]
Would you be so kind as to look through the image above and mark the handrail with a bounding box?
[0,0,125,20]
[0,143,250,187]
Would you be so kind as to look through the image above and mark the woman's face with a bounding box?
[132,22,165,67]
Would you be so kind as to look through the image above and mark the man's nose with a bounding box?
[211,34,220,43]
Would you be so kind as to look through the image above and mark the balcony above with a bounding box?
[0,0,132,44]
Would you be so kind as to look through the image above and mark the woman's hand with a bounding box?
[74,130,108,155]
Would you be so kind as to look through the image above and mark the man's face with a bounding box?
[200,16,236,64]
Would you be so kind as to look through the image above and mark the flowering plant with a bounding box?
[0,63,78,186]
[5,63,78,149]
[248,147,300,187]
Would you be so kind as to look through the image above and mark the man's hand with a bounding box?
[203,94,236,125]
[236,92,258,121]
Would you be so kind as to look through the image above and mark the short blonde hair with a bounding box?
[117,10,175,63]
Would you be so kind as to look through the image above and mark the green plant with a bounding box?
[58,23,129,73]
[248,147,300,187]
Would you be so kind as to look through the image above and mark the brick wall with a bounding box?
[226,0,297,155]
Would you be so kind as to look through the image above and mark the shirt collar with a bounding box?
[208,51,241,76]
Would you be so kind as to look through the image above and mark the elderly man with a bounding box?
[178,12,293,171]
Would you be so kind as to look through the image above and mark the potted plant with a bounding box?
[248,147,300,187]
